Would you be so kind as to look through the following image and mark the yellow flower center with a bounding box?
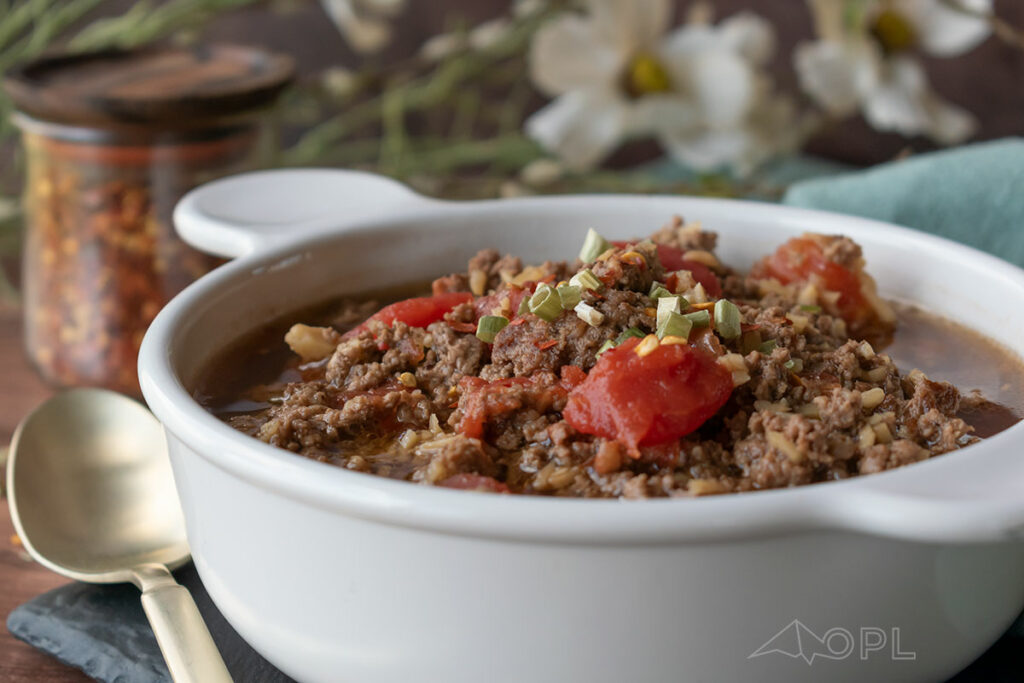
[869,9,917,54]
[623,53,673,98]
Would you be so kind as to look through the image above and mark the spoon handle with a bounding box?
[135,565,233,683]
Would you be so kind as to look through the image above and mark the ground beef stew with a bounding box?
[198,218,1024,497]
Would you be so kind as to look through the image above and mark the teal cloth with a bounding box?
[783,138,1024,267]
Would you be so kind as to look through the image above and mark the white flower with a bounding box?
[320,0,405,54]
[524,0,794,173]
[795,0,992,144]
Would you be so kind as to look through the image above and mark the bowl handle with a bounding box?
[830,435,1024,544]
[173,168,433,258]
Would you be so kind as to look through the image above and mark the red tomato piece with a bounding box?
[655,244,722,298]
[563,337,732,452]
[457,375,566,440]
[345,291,473,338]
[754,237,869,325]
[613,241,721,297]
[438,473,511,493]
[473,283,535,321]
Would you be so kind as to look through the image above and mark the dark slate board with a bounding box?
[7,563,292,682]
[6,562,1023,682]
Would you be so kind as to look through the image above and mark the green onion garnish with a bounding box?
[657,311,693,340]
[570,269,603,291]
[579,228,611,263]
[596,339,616,356]
[615,327,645,344]
[799,304,822,313]
[759,340,777,354]
[574,301,605,327]
[529,284,563,322]
[557,284,582,309]
[657,295,682,329]
[517,293,531,316]
[784,358,804,372]
[713,300,742,340]
[476,315,509,343]
[684,310,711,327]
[649,285,672,300]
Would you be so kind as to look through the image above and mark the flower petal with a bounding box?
[588,0,673,51]
[660,36,754,126]
[524,90,630,170]
[912,0,993,57]
[862,56,976,144]
[661,127,752,172]
[793,40,868,116]
[718,11,776,64]
[528,13,622,97]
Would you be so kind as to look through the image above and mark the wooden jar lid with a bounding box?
[4,44,295,130]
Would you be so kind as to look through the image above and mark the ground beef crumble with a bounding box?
[215,217,1016,498]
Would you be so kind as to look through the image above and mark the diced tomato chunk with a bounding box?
[473,283,535,321]
[457,375,565,440]
[438,473,511,493]
[753,237,870,326]
[563,337,732,452]
[655,244,722,298]
[345,292,473,338]
[613,241,721,298]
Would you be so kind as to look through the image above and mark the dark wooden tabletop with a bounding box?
[0,304,90,682]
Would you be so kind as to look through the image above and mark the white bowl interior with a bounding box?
[169,196,1024,392]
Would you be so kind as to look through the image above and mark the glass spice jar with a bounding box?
[4,45,293,396]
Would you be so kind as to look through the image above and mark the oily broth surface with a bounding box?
[196,291,1024,443]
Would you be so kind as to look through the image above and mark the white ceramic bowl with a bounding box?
[140,169,1024,683]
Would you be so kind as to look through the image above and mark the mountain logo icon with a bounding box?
[748,619,853,665]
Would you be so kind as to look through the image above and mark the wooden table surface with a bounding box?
[0,304,90,682]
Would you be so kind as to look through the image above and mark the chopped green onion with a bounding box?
[570,268,603,291]
[784,358,804,372]
[657,295,682,328]
[649,285,672,300]
[657,311,693,340]
[713,300,742,340]
[579,228,611,263]
[574,301,605,327]
[615,327,645,344]
[529,284,563,322]
[684,310,711,327]
[476,315,509,343]
[596,339,616,356]
[517,293,531,316]
[557,284,582,309]
[759,340,777,354]
[799,304,822,313]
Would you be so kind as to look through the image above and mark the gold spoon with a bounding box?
[6,389,232,683]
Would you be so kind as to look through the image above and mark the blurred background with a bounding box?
[0,0,1023,394]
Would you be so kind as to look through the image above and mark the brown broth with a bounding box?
[196,294,1024,441]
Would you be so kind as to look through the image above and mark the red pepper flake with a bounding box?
[448,321,477,333]
[509,318,527,326]
[377,342,390,351]
[539,274,557,284]
[588,290,605,300]
[536,339,558,350]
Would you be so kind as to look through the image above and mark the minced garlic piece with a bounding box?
[767,429,804,463]
[469,269,488,296]
[861,387,885,411]
[635,334,660,357]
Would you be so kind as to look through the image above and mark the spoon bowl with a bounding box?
[8,389,187,581]
[7,388,231,682]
